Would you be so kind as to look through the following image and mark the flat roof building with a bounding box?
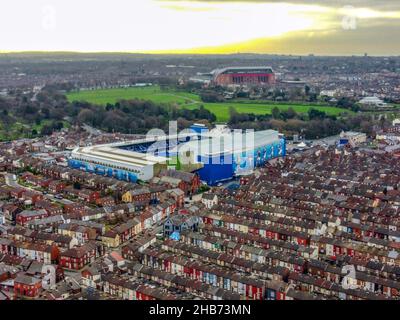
[69,127,286,185]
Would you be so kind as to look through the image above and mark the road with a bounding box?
[44,193,74,205]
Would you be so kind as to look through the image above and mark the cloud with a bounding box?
[157,0,400,11]
[165,20,400,56]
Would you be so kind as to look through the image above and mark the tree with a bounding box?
[305,85,311,96]
[286,107,297,119]
[41,107,50,119]
[360,121,374,136]
[77,109,96,125]
[40,125,53,136]
[284,119,306,133]
[101,112,124,132]
[73,182,81,190]
[269,119,286,131]
[271,107,281,119]
[228,106,239,123]
[105,103,114,111]
[337,97,355,110]
[281,107,297,120]
[308,108,326,120]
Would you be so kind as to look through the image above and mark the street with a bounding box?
[2,172,74,205]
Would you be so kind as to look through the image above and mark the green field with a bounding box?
[67,86,201,105]
[185,103,349,122]
[66,86,351,122]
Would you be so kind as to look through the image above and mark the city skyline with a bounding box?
[1,0,400,55]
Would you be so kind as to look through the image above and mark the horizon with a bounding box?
[0,51,399,58]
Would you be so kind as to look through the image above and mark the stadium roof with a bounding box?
[103,132,198,149]
[72,145,169,168]
[213,66,274,76]
[359,96,385,104]
[71,129,282,166]
[172,129,281,156]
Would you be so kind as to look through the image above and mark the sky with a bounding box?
[0,0,399,55]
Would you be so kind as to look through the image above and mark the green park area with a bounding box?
[66,86,200,105]
[66,86,351,122]
[0,120,70,142]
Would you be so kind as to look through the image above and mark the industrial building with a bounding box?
[69,144,170,183]
[212,66,276,87]
[338,131,367,147]
[358,96,388,109]
[69,125,286,185]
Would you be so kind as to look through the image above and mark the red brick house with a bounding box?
[21,172,35,183]
[2,204,21,221]
[81,267,102,289]
[0,264,18,284]
[149,185,167,204]
[166,188,185,208]
[122,188,151,204]
[39,179,53,189]
[159,169,200,195]
[13,147,27,157]
[16,209,49,226]
[240,176,250,185]
[0,239,13,256]
[35,200,63,216]
[21,190,44,204]
[78,189,100,203]
[48,181,66,194]
[14,274,42,298]
[59,242,99,270]
[10,188,25,199]
[64,203,86,215]
[96,196,115,207]
[10,242,60,264]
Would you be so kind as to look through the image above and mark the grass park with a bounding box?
[66,86,351,122]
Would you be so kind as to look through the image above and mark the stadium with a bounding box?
[212,66,276,87]
[68,124,286,185]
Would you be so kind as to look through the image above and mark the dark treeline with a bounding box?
[228,106,388,139]
[77,99,216,133]
[0,90,216,139]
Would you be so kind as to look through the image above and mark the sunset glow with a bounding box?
[0,0,399,54]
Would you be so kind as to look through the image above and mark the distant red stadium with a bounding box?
[212,66,276,86]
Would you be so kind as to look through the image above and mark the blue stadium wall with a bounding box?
[68,159,138,183]
[196,154,235,186]
[196,138,286,186]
